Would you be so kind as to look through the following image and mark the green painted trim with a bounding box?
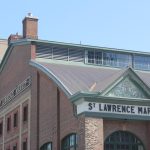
[0,40,31,73]
[2,38,150,74]
[70,91,100,102]
[29,60,72,98]
[82,112,150,121]
[0,45,12,73]
[36,58,124,72]
[7,38,149,57]
[34,40,150,72]
[84,97,150,105]
[70,91,150,104]
[101,67,150,97]
[33,39,150,56]
[36,58,85,67]
[10,40,31,46]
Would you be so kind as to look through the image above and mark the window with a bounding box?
[95,51,102,64]
[6,147,10,150]
[61,134,77,150]
[7,116,11,132]
[104,131,145,150]
[0,122,3,136]
[14,112,18,127]
[40,142,52,150]
[134,55,150,71]
[87,50,102,65]
[103,52,130,68]
[23,140,27,150]
[88,51,94,64]
[13,144,17,150]
[23,105,28,122]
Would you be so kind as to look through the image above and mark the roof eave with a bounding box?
[70,91,150,105]
[29,60,72,98]
[0,39,31,73]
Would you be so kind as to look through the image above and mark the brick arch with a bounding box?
[104,120,147,141]
[104,130,145,150]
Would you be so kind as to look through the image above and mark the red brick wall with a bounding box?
[30,69,39,150]
[23,17,38,39]
[59,90,86,150]
[30,70,85,150]
[4,137,19,150]
[39,73,57,149]
[0,44,32,99]
[5,107,20,140]
[0,43,34,150]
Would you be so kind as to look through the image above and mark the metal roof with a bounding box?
[30,59,150,98]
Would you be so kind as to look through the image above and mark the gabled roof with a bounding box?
[101,67,150,99]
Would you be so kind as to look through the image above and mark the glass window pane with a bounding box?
[62,134,77,150]
[47,143,52,150]
[40,142,52,150]
[104,131,144,150]
[103,52,130,68]
[88,51,94,64]
[95,51,102,65]
[134,55,150,70]
[138,145,144,150]
[70,134,75,146]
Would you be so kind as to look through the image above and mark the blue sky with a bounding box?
[1,0,150,52]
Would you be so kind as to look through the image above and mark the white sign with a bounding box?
[77,102,150,117]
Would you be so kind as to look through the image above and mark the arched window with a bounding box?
[61,133,77,150]
[40,142,52,150]
[104,131,145,150]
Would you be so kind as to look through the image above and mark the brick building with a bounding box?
[0,39,7,62]
[0,14,150,150]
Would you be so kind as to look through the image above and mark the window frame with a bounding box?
[40,142,52,150]
[13,143,17,150]
[23,105,28,122]
[22,139,27,150]
[0,121,3,136]
[133,55,150,71]
[104,131,145,150]
[61,133,77,150]
[13,111,18,128]
[7,116,11,132]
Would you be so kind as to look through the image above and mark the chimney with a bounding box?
[8,33,22,45]
[22,13,38,39]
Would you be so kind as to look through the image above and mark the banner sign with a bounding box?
[0,76,31,108]
[77,102,150,117]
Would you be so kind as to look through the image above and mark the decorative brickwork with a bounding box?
[85,117,103,150]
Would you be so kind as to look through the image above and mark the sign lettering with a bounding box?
[77,102,150,117]
[0,76,31,108]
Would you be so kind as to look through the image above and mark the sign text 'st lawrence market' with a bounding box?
[77,102,150,116]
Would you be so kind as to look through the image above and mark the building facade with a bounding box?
[0,14,150,150]
[0,39,7,62]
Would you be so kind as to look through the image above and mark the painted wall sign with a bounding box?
[77,102,150,117]
[0,76,31,108]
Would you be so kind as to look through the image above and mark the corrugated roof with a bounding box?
[31,60,150,97]
[34,61,128,95]
[136,71,150,87]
